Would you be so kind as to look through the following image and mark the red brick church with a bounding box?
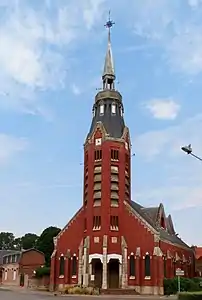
[50,17,194,295]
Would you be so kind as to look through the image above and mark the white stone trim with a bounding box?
[89,253,103,263]
[51,249,57,258]
[124,201,158,234]
[88,253,122,264]
[107,253,122,264]
[160,236,192,251]
[145,276,151,280]
[153,246,163,257]
[56,207,84,240]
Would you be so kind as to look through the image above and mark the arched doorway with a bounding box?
[20,273,24,286]
[108,259,119,288]
[0,268,2,283]
[92,259,102,288]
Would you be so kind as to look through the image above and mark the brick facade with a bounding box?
[194,247,202,277]
[0,249,45,287]
[50,21,195,295]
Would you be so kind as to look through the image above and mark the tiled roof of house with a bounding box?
[130,201,191,250]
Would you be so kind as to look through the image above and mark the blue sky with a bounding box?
[0,0,202,246]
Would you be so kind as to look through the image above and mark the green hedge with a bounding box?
[178,291,202,300]
[164,277,202,295]
[35,266,50,278]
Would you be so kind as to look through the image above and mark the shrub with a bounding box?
[35,266,50,278]
[63,285,99,295]
[164,277,202,295]
[178,291,202,300]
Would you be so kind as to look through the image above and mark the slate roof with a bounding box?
[87,26,125,140]
[130,201,191,249]
[0,250,20,265]
[88,99,125,139]
[0,248,43,266]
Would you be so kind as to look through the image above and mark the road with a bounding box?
[0,289,176,300]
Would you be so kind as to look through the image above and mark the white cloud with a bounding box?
[188,0,202,8]
[0,0,106,116]
[135,114,202,160]
[144,98,180,120]
[131,0,202,75]
[82,0,106,30]
[0,134,27,164]
[71,84,81,96]
[134,114,202,210]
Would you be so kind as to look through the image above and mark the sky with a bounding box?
[0,0,202,246]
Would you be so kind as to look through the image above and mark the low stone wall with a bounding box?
[28,276,50,290]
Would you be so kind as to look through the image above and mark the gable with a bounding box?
[20,249,45,266]
[195,247,202,260]
[128,200,190,250]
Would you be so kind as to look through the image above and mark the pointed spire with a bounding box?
[103,29,115,78]
[102,11,116,90]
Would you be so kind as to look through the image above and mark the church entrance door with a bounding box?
[108,259,119,288]
[0,268,2,283]
[92,259,102,288]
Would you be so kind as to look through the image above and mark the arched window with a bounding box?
[4,270,7,280]
[129,255,135,277]
[92,107,96,117]
[111,103,116,114]
[163,257,167,278]
[72,256,77,276]
[59,256,65,276]
[161,216,165,229]
[145,254,151,277]
[99,103,104,115]
[173,259,176,277]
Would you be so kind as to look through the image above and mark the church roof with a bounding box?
[130,201,190,249]
[88,105,125,139]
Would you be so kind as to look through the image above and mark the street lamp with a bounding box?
[181,144,202,162]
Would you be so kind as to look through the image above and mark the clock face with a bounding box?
[95,138,102,146]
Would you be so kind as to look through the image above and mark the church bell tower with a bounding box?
[83,13,131,236]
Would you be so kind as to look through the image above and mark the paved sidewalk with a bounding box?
[0,285,177,299]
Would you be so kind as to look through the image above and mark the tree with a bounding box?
[13,237,22,250]
[21,233,38,250]
[0,232,15,250]
[36,226,60,266]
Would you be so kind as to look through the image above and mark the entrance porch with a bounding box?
[88,253,122,289]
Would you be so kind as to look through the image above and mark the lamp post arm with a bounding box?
[190,152,202,162]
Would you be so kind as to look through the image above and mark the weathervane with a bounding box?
[104,10,115,32]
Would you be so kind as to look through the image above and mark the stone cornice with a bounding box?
[84,126,130,148]
[95,90,122,104]
[160,237,193,252]
[125,202,192,253]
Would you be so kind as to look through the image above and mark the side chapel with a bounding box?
[50,16,194,295]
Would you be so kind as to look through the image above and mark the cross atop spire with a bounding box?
[104,10,115,31]
[102,11,116,90]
